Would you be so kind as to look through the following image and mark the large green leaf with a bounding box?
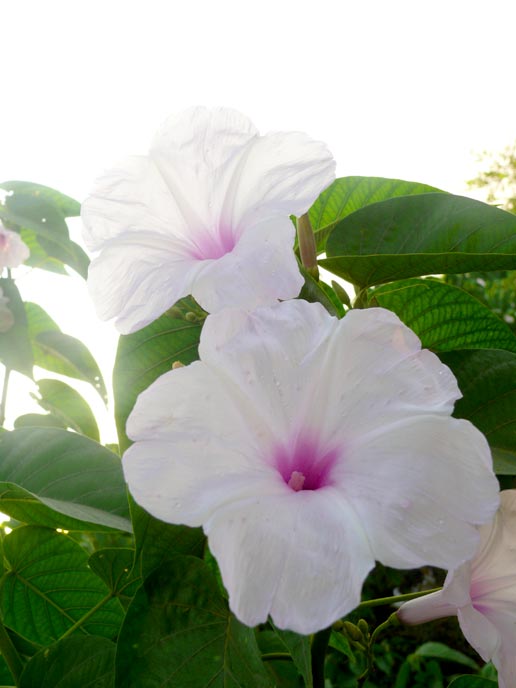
[269,625,312,688]
[308,176,443,252]
[20,636,115,688]
[372,278,516,353]
[440,350,516,474]
[115,556,272,688]
[35,378,99,441]
[413,642,478,670]
[1,526,123,644]
[0,278,33,377]
[113,297,203,452]
[25,302,107,401]
[131,498,205,578]
[0,428,131,532]
[0,181,81,218]
[20,227,68,274]
[322,193,516,289]
[88,548,141,607]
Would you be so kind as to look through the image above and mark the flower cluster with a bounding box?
[84,107,511,676]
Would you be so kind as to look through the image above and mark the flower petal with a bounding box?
[343,415,499,569]
[150,107,258,232]
[81,156,186,252]
[397,590,460,625]
[205,487,374,634]
[199,303,460,443]
[198,300,336,438]
[457,604,501,664]
[87,230,203,333]
[230,131,336,229]
[191,217,303,313]
[124,362,281,525]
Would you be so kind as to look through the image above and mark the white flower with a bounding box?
[398,490,516,688]
[81,107,335,334]
[122,300,499,634]
[0,287,13,332]
[0,222,30,270]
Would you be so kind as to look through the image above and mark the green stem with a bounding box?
[311,626,331,688]
[297,213,319,280]
[261,652,293,662]
[356,587,441,610]
[58,592,113,641]
[0,367,11,428]
[0,619,23,686]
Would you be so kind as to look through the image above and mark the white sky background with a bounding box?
[1,0,516,441]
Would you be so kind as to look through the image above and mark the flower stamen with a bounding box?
[288,470,306,492]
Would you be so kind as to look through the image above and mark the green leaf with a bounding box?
[113,297,202,452]
[0,181,81,217]
[25,303,107,401]
[35,378,100,441]
[14,412,67,429]
[0,428,131,532]
[269,625,312,688]
[0,278,33,377]
[20,636,115,688]
[1,526,123,644]
[308,176,443,252]
[298,266,343,317]
[440,350,516,471]
[371,278,516,353]
[19,228,68,274]
[88,548,141,606]
[413,642,479,670]
[491,448,516,475]
[115,556,273,688]
[131,498,205,578]
[447,677,497,687]
[0,187,88,279]
[322,193,516,289]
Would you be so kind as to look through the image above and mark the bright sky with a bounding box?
[2,0,516,441]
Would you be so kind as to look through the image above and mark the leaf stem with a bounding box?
[356,587,442,610]
[58,592,113,641]
[311,626,331,688]
[0,367,11,428]
[0,619,23,686]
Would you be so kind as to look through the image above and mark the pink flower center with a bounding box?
[274,434,339,492]
[187,225,236,260]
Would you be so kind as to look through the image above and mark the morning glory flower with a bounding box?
[81,107,335,333]
[0,222,30,270]
[398,490,516,688]
[122,300,499,634]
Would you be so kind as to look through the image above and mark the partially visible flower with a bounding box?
[0,222,30,270]
[398,490,516,688]
[122,300,499,634]
[0,288,14,332]
[82,107,335,333]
